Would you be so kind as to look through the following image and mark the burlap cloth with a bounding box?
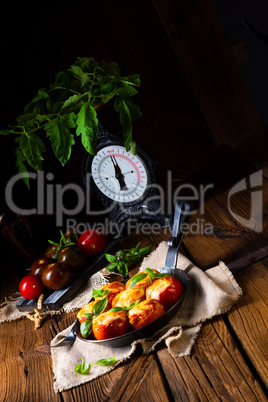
[50,241,243,393]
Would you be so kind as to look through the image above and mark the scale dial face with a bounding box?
[91,145,149,203]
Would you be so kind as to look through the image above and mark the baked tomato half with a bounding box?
[146,275,183,310]
[94,281,125,306]
[92,310,130,340]
[77,229,106,257]
[77,299,110,323]
[125,269,160,289]
[128,299,165,330]
[19,274,45,300]
[112,287,145,308]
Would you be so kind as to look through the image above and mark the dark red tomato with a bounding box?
[45,245,57,259]
[19,274,45,300]
[41,262,71,290]
[92,310,130,340]
[31,257,54,276]
[57,246,86,271]
[77,229,106,257]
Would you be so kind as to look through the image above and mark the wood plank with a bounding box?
[226,260,268,387]
[103,352,171,402]
[157,316,268,401]
[152,0,262,145]
[0,318,59,402]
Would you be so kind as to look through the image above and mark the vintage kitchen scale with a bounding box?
[81,130,170,230]
[17,131,174,312]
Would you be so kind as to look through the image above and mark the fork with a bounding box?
[51,322,77,348]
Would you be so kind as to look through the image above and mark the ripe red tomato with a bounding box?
[128,299,165,330]
[31,257,54,276]
[41,262,71,290]
[57,246,87,271]
[92,310,130,340]
[19,274,45,300]
[146,275,183,310]
[77,229,106,257]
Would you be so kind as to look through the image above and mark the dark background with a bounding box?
[0,0,265,258]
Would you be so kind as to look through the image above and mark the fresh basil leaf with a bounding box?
[117,261,128,276]
[117,250,126,258]
[105,254,118,263]
[107,263,118,272]
[45,113,76,166]
[92,288,109,298]
[92,297,108,316]
[145,268,155,276]
[130,273,147,289]
[19,132,46,171]
[145,268,166,279]
[108,306,125,312]
[94,355,118,366]
[74,357,91,375]
[80,319,92,338]
[126,254,139,264]
[84,313,93,319]
[76,102,98,155]
[138,245,152,257]
[127,299,141,310]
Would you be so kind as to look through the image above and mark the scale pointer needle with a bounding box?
[110,156,128,190]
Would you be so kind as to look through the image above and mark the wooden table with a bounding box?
[1,141,267,401]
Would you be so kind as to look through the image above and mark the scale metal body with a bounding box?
[82,131,169,230]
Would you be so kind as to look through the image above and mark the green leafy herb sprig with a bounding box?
[108,299,141,312]
[0,57,141,187]
[47,230,78,259]
[130,267,166,289]
[105,243,152,276]
[80,297,108,338]
[74,355,118,375]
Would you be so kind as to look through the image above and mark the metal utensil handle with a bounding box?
[165,201,191,269]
